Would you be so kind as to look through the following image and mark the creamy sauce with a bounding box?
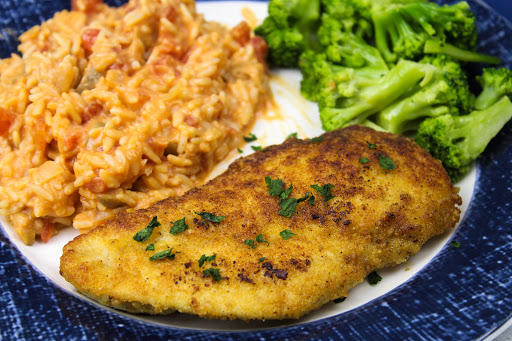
[265,73,321,138]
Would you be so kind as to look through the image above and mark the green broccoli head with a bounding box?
[299,50,328,101]
[421,54,474,113]
[317,15,388,71]
[311,59,437,131]
[299,51,383,131]
[254,0,321,67]
[415,96,512,182]
[267,0,299,27]
[414,114,472,182]
[372,4,428,63]
[376,55,474,134]
[401,1,477,49]
[299,51,369,106]
[255,17,306,68]
[474,67,512,110]
[372,1,481,64]
[320,0,373,40]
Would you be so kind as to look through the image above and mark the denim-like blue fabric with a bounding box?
[0,1,511,340]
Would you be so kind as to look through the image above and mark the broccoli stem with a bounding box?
[452,96,512,162]
[321,60,436,130]
[294,0,321,50]
[360,119,388,132]
[321,102,372,131]
[424,39,501,64]
[373,4,439,63]
[373,9,422,63]
[474,86,503,110]
[359,60,435,106]
[378,97,451,134]
[377,76,461,134]
[400,3,436,35]
[475,88,502,109]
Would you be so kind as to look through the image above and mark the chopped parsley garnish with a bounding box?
[237,148,243,153]
[203,268,221,281]
[145,243,155,251]
[278,198,299,217]
[333,297,346,303]
[367,141,377,149]
[148,216,162,228]
[308,195,315,206]
[367,271,382,285]
[266,177,309,217]
[265,176,284,196]
[280,183,293,200]
[279,191,309,217]
[297,192,310,203]
[251,145,262,151]
[309,136,324,143]
[198,254,216,267]
[244,239,257,249]
[280,229,296,240]
[243,133,257,142]
[133,216,161,242]
[287,132,298,139]
[359,157,370,164]
[245,234,270,249]
[149,248,177,261]
[378,154,396,170]
[133,227,153,242]
[256,234,270,246]
[195,211,226,224]
[258,257,266,263]
[310,183,335,202]
[450,240,461,248]
[169,217,189,236]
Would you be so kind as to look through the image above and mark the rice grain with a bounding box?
[0,0,269,245]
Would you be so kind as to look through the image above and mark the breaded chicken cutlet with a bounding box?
[60,125,462,320]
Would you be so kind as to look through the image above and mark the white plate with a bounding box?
[0,1,476,332]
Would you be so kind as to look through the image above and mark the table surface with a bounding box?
[484,0,512,22]
[484,1,512,339]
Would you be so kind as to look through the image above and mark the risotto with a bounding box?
[0,0,270,245]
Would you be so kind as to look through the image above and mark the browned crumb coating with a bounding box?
[60,125,461,320]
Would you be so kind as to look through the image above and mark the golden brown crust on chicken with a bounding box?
[60,125,462,320]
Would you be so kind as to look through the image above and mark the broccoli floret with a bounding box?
[401,2,477,47]
[317,14,388,71]
[376,55,474,134]
[414,96,512,182]
[474,67,512,110]
[372,3,428,63]
[314,59,436,131]
[299,51,380,107]
[299,51,331,102]
[315,0,390,72]
[254,18,305,67]
[254,0,321,67]
[372,1,497,64]
[319,0,373,41]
